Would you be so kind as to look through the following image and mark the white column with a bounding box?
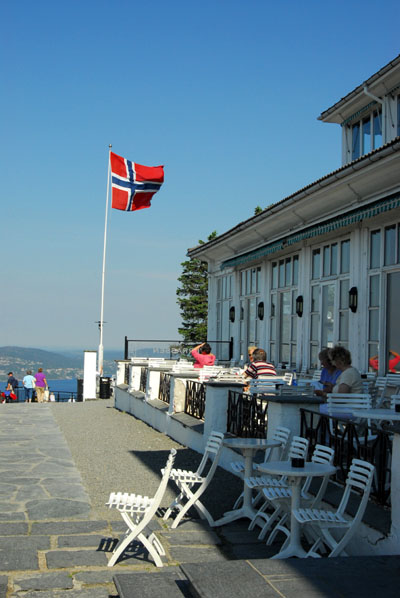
[83,351,97,400]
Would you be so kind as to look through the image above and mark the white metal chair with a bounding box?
[248,378,283,395]
[371,377,388,408]
[245,436,309,507]
[163,431,224,528]
[252,445,335,542]
[198,366,224,382]
[292,458,375,557]
[391,394,400,409]
[106,448,177,567]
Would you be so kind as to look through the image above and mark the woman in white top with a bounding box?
[329,346,363,394]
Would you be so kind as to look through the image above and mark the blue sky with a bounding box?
[1,0,399,353]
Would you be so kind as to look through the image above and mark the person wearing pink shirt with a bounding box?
[191,342,216,369]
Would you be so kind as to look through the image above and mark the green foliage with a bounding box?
[176,232,217,344]
[254,206,263,215]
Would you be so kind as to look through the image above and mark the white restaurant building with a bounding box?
[188,55,400,374]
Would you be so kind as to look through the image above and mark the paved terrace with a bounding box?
[0,400,399,597]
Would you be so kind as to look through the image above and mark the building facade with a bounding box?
[188,55,400,375]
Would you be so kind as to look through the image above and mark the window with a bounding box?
[216,274,233,360]
[239,266,261,358]
[350,109,382,160]
[270,255,299,366]
[309,240,350,366]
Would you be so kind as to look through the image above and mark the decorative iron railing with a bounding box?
[227,390,268,438]
[300,408,392,505]
[2,387,78,403]
[184,381,206,420]
[158,372,171,404]
[139,368,148,393]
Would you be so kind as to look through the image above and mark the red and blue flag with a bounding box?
[110,152,164,212]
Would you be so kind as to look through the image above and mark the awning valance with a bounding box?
[221,193,400,270]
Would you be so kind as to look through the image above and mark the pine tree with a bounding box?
[176,232,217,345]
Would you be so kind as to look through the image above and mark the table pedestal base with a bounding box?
[213,504,256,527]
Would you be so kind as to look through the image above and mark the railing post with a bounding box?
[124,336,129,360]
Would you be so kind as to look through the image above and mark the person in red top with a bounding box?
[191,342,216,369]
[244,348,276,379]
[369,350,400,373]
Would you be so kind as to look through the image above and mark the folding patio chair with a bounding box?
[251,444,335,541]
[106,448,176,567]
[245,436,309,507]
[163,431,224,528]
[292,458,374,557]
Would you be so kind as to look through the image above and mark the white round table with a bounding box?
[257,460,336,558]
[213,437,281,526]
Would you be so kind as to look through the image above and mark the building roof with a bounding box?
[319,54,400,124]
[188,136,400,264]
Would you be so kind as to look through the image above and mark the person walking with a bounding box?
[23,370,36,403]
[34,368,48,403]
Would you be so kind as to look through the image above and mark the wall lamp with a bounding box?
[257,302,264,320]
[295,295,304,317]
[349,287,358,313]
[229,306,235,322]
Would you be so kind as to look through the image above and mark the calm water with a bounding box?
[1,379,78,392]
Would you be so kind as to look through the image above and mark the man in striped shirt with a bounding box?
[244,348,276,379]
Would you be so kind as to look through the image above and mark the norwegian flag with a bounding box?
[110,152,164,212]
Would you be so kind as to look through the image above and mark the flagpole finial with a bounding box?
[109,144,112,149]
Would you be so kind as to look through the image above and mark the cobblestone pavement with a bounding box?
[0,401,277,597]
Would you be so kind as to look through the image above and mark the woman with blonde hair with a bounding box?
[329,346,363,394]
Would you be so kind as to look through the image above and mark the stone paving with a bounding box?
[0,402,276,597]
[1,401,399,598]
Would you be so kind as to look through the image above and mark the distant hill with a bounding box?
[0,346,84,380]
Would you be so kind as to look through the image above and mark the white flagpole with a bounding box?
[98,144,112,375]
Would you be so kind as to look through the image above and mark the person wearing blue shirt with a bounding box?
[23,370,36,403]
[315,349,341,398]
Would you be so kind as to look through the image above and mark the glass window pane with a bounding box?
[373,110,382,149]
[369,275,380,307]
[311,285,320,312]
[285,259,291,286]
[352,123,360,160]
[293,255,299,285]
[323,246,330,277]
[280,292,291,344]
[251,269,257,293]
[369,310,379,341]
[246,270,251,295]
[256,268,261,292]
[270,317,276,341]
[370,230,381,269]
[362,116,371,154]
[310,345,319,368]
[311,314,319,340]
[270,294,276,317]
[218,278,222,300]
[279,260,285,287]
[339,312,349,341]
[385,226,396,266]
[331,244,338,275]
[280,344,290,365]
[368,344,379,372]
[241,271,245,295]
[341,240,350,273]
[321,284,335,348]
[340,279,349,309]
[312,250,320,280]
[272,263,277,289]
[269,343,275,364]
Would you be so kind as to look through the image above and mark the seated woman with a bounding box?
[329,345,363,394]
[315,349,341,397]
[191,342,216,369]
